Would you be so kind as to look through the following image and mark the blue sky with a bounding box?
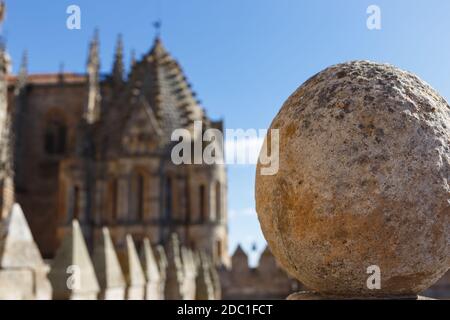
[5,0,450,265]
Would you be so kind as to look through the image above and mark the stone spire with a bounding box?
[181,247,197,299]
[119,235,146,300]
[130,49,136,69]
[91,227,126,300]
[0,203,52,299]
[205,254,222,300]
[154,244,168,298]
[48,220,100,300]
[195,252,214,300]
[140,238,163,300]
[164,233,184,299]
[84,29,101,124]
[111,34,124,86]
[127,37,205,144]
[14,50,28,96]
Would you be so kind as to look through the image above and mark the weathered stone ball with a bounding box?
[256,61,450,297]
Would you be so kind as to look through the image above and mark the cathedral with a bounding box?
[0,4,302,299]
[3,30,229,266]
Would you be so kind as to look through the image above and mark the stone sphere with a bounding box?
[255,61,450,297]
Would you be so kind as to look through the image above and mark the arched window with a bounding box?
[44,119,67,155]
[215,182,221,221]
[199,184,207,223]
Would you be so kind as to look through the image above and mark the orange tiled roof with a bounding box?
[7,73,87,85]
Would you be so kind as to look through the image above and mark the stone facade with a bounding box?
[0,5,312,299]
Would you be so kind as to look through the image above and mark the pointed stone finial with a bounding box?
[14,50,27,95]
[118,235,145,300]
[111,34,124,85]
[164,233,184,299]
[195,252,214,300]
[154,244,168,298]
[91,28,100,55]
[140,238,162,299]
[85,29,101,124]
[0,203,52,299]
[92,227,126,300]
[205,254,222,300]
[181,247,197,299]
[130,49,136,68]
[48,220,100,300]
[155,244,168,275]
[0,204,44,268]
[150,36,168,59]
[19,50,27,76]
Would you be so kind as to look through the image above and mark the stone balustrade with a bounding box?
[0,203,220,300]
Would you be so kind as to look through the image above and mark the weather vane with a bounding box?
[153,20,162,37]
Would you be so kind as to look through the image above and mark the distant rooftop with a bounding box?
[7,73,87,85]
